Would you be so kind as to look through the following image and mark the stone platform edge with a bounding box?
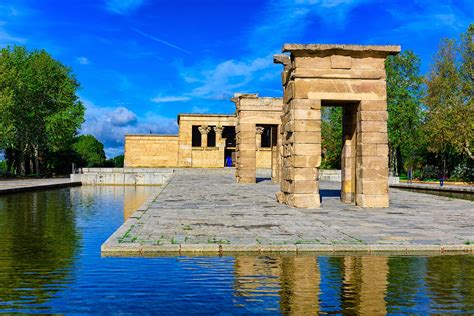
[0,181,82,195]
[101,243,473,257]
[100,174,174,254]
[391,183,474,193]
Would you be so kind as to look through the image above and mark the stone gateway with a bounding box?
[274,44,400,208]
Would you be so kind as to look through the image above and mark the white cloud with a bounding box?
[81,99,178,158]
[0,5,20,17]
[181,56,275,101]
[151,96,191,103]
[105,0,146,15]
[131,27,192,54]
[248,0,373,52]
[174,0,373,103]
[106,106,137,126]
[76,56,90,65]
[387,3,471,34]
[0,21,25,45]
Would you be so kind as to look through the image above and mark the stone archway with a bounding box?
[274,44,400,208]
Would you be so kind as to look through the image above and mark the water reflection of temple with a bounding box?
[123,186,160,220]
[233,255,391,315]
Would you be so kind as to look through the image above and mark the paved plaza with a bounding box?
[0,178,81,194]
[102,169,474,255]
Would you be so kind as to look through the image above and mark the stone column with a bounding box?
[277,98,322,208]
[214,126,225,167]
[214,126,224,145]
[256,126,264,148]
[356,101,390,207]
[198,125,211,148]
[272,124,282,183]
[341,104,358,203]
[236,122,256,183]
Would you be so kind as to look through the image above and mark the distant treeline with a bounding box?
[322,24,473,181]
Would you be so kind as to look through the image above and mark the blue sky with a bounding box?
[0,0,472,157]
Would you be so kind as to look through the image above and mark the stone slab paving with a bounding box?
[102,169,474,256]
[0,178,81,194]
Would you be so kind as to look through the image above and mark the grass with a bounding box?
[295,239,321,244]
[207,237,230,244]
[181,224,192,231]
[117,225,134,243]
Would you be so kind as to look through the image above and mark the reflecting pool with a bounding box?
[0,187,473,314]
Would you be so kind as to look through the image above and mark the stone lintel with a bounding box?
[273,54,291,66]
[282,44,401,57]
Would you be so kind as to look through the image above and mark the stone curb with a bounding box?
[0,181,82,195]
[391,183,474,194]
[100,173,175,251]
[101,243,474,257]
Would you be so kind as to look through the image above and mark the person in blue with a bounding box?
[225,156,232,167]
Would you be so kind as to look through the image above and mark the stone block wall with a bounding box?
[72,168,174,185]
[235,120,257,183]
[191,148,224,168]
[277,99,322,208]
[124,135,179,168]
[256,148,272,168]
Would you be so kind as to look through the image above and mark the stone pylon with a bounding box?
[274,44,400,208]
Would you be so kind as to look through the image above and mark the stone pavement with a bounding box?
[0,178,81,194]
[102,169,474,255]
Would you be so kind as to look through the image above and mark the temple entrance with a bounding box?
[223,126,236,167]
[321,100,359,204]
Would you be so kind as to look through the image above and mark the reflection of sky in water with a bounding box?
[0,187,473,314]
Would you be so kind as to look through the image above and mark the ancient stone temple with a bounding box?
[274,44,400,208]
[124,96,282,171]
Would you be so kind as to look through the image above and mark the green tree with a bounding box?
[385,50,425,175]
[104,154,124,167]
[72,135,106,167]
[424,24,474,177]
[321,106,342,169]
[0,45,84,175]
[112,154,124,167]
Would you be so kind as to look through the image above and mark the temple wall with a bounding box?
[256,149,272,168]
[124,135,179,168]
[191,148,224,168]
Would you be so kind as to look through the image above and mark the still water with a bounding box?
[0,187,473,314]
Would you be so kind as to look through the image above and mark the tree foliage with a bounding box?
[0,45,84,175]
[321,106,342,169]
[385,50,425,175]
[72,135,106,167]
[424,25,474,162]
